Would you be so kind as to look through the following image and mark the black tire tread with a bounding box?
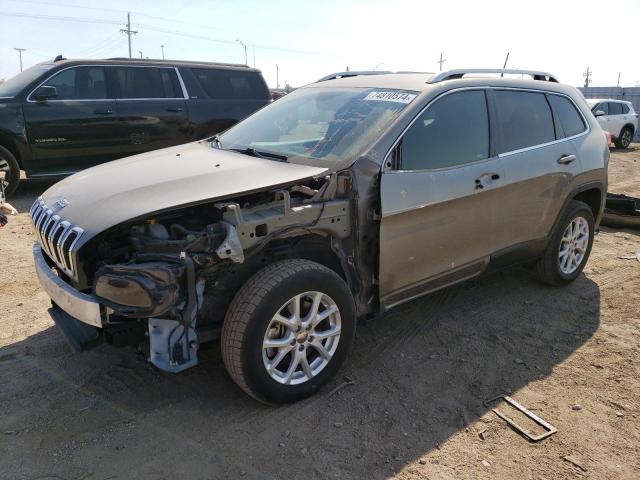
[221,259,343,402]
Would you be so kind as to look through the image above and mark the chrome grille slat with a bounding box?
[30,197,83,280]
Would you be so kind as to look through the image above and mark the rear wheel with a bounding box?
[221,259,356,404]
[535,200,594,286]
[0,146,20,198]
[614,127,633,149]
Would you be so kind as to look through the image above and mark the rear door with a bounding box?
[493,89,584,247]
[22,65,122,174]
[379,89,505,305]
[594,102,610,132]
[179,67,271,138]
[111,66,189,157]
[607,101,624,137]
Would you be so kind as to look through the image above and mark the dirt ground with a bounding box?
[1,146,639,480]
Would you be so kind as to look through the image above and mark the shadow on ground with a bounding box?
[0,261,600,479]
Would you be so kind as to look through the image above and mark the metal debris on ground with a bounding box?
[483,395,557,442]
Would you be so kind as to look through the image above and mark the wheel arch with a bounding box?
[620,123,635,137]
[0,135,23,170]
[548,182,605,242]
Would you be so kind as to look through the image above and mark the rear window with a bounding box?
[547,94,586,138]
[608,102,623,115]
[191,68,269,99]
[494,90,555,153]
[113,67,182,99]
[621,103,630,114]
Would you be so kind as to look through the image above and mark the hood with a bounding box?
[41,141,327,243]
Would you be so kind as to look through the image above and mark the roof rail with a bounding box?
[316,70,392,82]
[105,57,250,68]
[427,69,559,84]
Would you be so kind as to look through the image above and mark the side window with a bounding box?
[608,102,622,115]
[44,67,107,100]
[595,103,608,115]
[191,68,269,99]
[547,94,586,138]
[401,90,489,170]
[494,90,555,153]
[621,103,630,114]
[113,67,180,99]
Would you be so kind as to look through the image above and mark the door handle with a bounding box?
[166,107,184,112]
[557,154,576,165]
[475,172,500,189]
[93,109,113,115]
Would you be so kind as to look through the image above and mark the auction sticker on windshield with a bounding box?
[364,91,417,104]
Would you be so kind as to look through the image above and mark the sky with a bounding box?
[1,0,640,89]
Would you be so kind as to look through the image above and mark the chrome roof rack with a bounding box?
[316,70,392,82]
[427,69,559,84]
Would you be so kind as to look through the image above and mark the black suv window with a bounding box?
[44,66,107,100]
[191,68,268,99]
[621,103,630,114]
[494,90,555,153]
[547,94,586,138]
[113,67,182,99]
[401,90,489,170]
[608,102,623,115]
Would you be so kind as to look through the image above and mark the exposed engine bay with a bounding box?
[83,174,354,373]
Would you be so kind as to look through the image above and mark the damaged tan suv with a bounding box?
[31,69,608,403]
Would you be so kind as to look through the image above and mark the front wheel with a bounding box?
[0,146,20,198]
[535,200,595,286]
[221,259,356,404]
[614,127,633,149]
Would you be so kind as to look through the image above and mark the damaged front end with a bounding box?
[79,174,353,374]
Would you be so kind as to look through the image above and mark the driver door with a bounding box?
[379,89,505,307]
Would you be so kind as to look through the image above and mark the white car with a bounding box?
[586,99,638,148]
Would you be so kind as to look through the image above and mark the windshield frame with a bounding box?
[0,63,56,99]
[216,85,419,170]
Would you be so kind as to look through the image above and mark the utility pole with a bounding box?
[161,44,165,60]
[13,48,26,72]
[437,52,446,71]
[617,72,621,87]
[236,39,247,65]
[120,12,138,59]
[583,66,592,88]
[276,64,279,88]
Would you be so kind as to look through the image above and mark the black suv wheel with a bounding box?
[0,146,20,198]
[221,259,356,404]
[535,200,595,286]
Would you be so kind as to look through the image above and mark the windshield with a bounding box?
[0,63,55,98]
[218,87,417,166]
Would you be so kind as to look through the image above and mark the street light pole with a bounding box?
[14,48,26,72]
[236,39,247,65]
[161,44,165,60]
[139,50,143,59]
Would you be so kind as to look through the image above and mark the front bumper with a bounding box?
[33,243,103,328]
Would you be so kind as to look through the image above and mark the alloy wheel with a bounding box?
[558,216,589,275]
[262,291,341,385]
[621,129,632,148]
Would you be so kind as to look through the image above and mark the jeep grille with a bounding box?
[30,197,83,280]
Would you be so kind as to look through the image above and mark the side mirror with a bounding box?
[594,110,606,117]
[34,85,58,101]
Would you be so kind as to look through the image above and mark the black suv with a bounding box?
[0,58,271,197]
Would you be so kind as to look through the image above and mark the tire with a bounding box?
[0,146,20,198]
[535,200,595,286]
[221,259,356,404]
[614,127,633,149]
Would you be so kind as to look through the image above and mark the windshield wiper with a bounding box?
[228,147,288,162]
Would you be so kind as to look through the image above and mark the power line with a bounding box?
[0,11,120,25]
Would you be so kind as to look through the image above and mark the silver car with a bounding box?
[31,68,608,403]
